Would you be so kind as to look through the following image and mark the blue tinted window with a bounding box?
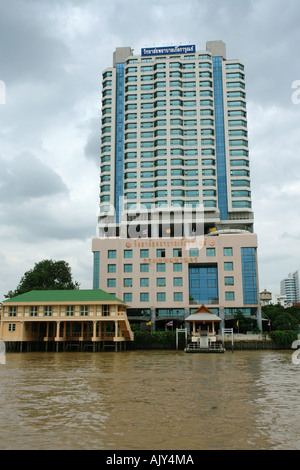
[189,264,219,304]
[241,248,258,304]
[93,251,100,289]
[212,56,228,220]
[115,63,125,223]
[140,293,149,302]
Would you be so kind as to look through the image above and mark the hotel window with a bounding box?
[9,306,16,316]
[124,293,132,303]
[232,201,251,208]
[108,264,116,273]
[203,190,216,197]
[124,264,133,273]
[157,292,166,302]
[226,72,245,80]
[140,278,149,287]
[173,277,183,286]
[125,162,137,169]
[223,247,233,256]
[173,248,182,257]
[30,306,37,317]
[185,159,198,165]
[157,278,166,287]
[141,171,154,178]
[225,277,234,286]
[202,169,215,176]
[44,306,52,317]
[125,182,137,189]
[231,190,251,197]
[107,279,116,288]
[189,249,199,257]
[225,292,235,301]
[124,249,133,258]
[228,110,247,118]
[126,66,137,73]
[126,113,137,120]
[8,324,16,332]
[174,292,183,301]
[102,305,110,316]
[66,306,74,317]
[227,81,245,90]
[226,63,244,70]
[157,263,166,272]
[140,249,149,258]
[124,278,132,287]
[108,250,116,259]
[156,249,166,258]
[224,262,234,271]
[125,171,137,178]
[140,293,149,302]
[231,180,250,187]
[186,180,199,187]
[140,263,149,272]
[80,306,88,317]
[206,248,216,257]
[173,263,182,272]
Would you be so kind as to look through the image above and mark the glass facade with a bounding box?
[115,63,125,223]
[189,264,219,304]
[93,251,100,289]
[241,247,258,304]
[212,56,228,220]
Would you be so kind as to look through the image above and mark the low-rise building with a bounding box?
[0,289,134,351]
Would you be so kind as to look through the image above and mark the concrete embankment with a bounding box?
[222,333,296,351]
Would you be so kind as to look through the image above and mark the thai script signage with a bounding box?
[141,45,196,56]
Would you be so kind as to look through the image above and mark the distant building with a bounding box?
[274,294,288,307]
[280,270,300,305]
[0,289,134,351]
[260,289,272,306]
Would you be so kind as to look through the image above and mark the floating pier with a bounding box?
[184,304,225,353]
[185,342,225,353]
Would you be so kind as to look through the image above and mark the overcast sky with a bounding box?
[0,0,299,302]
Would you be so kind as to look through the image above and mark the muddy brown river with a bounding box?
[0,350,299,450]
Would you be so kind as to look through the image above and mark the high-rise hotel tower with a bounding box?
[92,40,262,330]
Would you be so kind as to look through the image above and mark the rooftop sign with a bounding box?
[141,45,196,57]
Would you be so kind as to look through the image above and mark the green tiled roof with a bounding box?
[3,289,125,304]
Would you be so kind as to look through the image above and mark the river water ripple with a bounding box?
[0,350,299,450]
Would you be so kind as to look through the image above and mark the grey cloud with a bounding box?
[0,152,68,202]
[0,1,69,85]
[280,232,300,240]
[1,197,95,243]
[84,118,100,164]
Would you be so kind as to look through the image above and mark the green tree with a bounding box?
[232,310,253,333]
[270,330,298,345]
[261,304,300,331]
[273,313,298,331]
[5,259,80,298]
